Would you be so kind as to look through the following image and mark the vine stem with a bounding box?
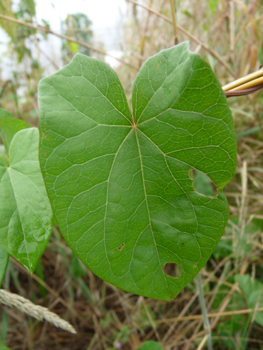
[223,67,263,97]
[196,272,213,350]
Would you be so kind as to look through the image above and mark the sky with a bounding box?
[36,0,126,41]
[0,0,127,79]
[35,0,126,67]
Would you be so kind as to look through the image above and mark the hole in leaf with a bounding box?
[189,169,194,180]
[163,263,181,278]
[193,263,197,268]
[192,169,218,197]
[118,243,125,251]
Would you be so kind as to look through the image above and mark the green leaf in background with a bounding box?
[0,244,8,286]
[0,0,17,41]
[0,109,12,121]
[0,343,12,350]
[236,274,263,327]
[135,341,163,350]
[39,42,236,300]
[0,118,31,155]
[0,128,53,273]
[18,0,36,17]
[213,217,259,259]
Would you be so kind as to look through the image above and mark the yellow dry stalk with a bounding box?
[0,289,77,334]
[223,67,263,96]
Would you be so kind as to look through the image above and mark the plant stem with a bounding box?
[196,272,213,350]
[223,67,263,97]
[169,0,178,44]
[222,67,263,91]
[127,0,236,77]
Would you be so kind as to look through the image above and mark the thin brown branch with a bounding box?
[154,305,263,324]
[127,0,236,77]
[0,14,138,70]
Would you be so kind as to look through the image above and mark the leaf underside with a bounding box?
[0,128,53,273]
[39,42,236,300]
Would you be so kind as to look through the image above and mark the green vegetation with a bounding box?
[0,0,262,349]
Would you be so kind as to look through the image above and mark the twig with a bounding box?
[197,335,208,350]
[153,304,263,324]
[169,0,178,44]
[138,0,153,67]
[196,273,213,350]
[0,289,76,334]
[127,0,236,77]
[0,14,138,70]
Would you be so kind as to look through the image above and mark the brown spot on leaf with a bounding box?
[118,243,125,251]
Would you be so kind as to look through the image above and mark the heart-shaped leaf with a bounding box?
[0,128,53,273]
[39,42,236,300]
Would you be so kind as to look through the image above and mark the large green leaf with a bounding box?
[0,128,53,273]
[0,118,31,155]
[39,42,236,300]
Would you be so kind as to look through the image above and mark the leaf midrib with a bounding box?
[134,128,171,298]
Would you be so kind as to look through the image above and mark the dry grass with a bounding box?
[0,0,263,349]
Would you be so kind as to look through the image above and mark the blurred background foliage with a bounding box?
[0,0,263,349]
[61,13,93,64]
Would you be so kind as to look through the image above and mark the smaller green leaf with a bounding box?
[237,274,263,327]
[136,341,163,350]
[0,244,8,285]
[0,109,12,121]
[0,343,12,350]
[0,119,30,154]
[0,128,53,273]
